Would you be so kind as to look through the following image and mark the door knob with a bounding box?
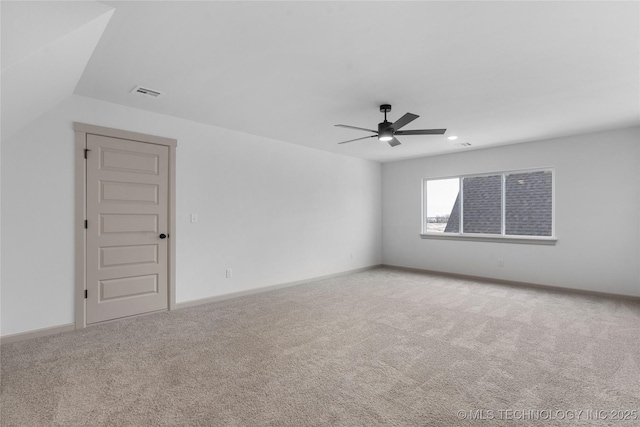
[159,234,167,239]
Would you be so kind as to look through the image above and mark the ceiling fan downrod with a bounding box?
[380,104,391,124]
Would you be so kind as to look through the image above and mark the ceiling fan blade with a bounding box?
[390,113,419,131]
[388,137,401,147]
[335,124,377,133]
[395,128,447,135]
[338,135,378,145]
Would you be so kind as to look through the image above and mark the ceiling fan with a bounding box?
[336,104,446,147]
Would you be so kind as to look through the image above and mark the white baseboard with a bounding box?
[1,323,76,346]
[382,264,640,301]
[175,265,382,310]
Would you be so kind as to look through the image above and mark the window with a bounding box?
[425,178,459,233]
[422,169,554,243]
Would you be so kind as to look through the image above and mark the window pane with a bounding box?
[462,175,502,234]
[505,171,552,236]
[426,178,459,233]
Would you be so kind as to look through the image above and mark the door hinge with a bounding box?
[84,148,91,159]
[85,289,88,299]
[84,220,88,229]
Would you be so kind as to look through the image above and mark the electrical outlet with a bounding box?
[226,268,232,278]
[190,213,198,223]
[498,260,504,267]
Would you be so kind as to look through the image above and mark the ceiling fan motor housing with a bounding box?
[378,121,392,133]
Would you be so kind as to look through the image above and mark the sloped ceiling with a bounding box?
[1,1,114,140]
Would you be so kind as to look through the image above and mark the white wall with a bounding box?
[382,126,640,297]
[1,95,382,336]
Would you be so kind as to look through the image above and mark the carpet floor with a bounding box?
[2,267,640,426]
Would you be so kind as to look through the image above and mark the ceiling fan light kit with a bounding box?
[335,104,446,147]
[378,130,393,142]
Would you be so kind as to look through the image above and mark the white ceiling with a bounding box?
[1,1,113,139]
[7,1,640,162]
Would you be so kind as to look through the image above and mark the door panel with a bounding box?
[100,148,159,174]
[100,245,158,268]
[100,181,159,204]
[86,134,169,324]
[100,214,159,234]
[100,275,158,301]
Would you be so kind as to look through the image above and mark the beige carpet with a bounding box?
[2,267,640,426]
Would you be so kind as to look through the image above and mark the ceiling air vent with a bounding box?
[130,85,164,98]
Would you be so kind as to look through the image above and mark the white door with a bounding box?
[86,134,169,324]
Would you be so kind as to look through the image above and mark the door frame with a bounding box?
[74,122,177,329]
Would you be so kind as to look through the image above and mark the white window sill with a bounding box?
[420,233,557,245]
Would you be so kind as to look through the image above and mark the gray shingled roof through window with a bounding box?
[444,171,552,236]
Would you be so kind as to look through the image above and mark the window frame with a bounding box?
[420,168,557,245]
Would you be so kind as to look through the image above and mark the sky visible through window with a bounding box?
[426,178,459,232]
[426,178,459,217]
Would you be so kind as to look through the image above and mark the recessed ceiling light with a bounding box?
[447,136,458,140]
